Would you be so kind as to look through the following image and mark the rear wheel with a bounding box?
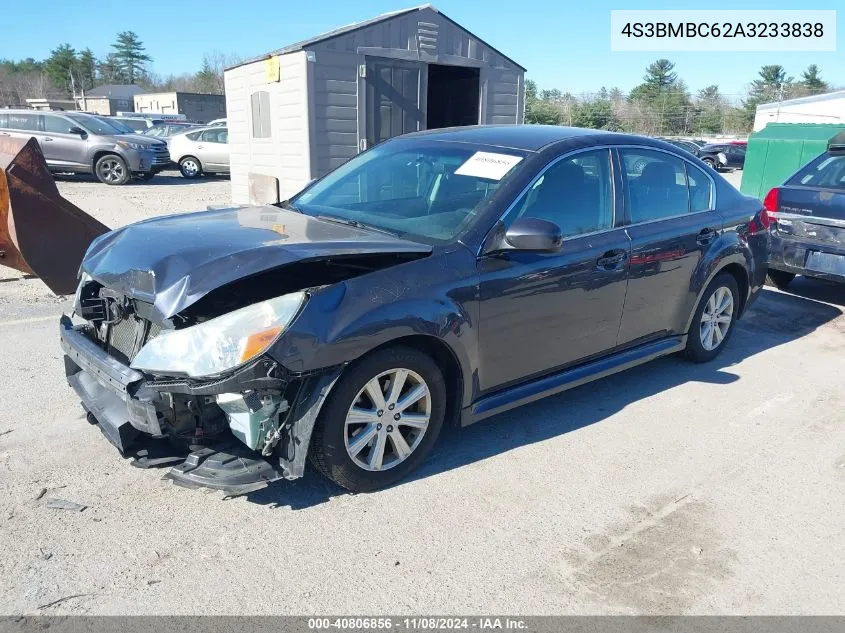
[309,346,447,492]
[179,156,202,179]
[766,269,795,290]
[684,273,739,363]
[94,154,129,185]
[702,157,717,171]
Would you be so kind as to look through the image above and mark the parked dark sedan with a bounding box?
[659,138,702,156]
[699,142,746,171]
[59,126,769,494]
[765,135,845,289]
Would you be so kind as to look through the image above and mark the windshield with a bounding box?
[66,113,125,136]
[291,141,527,243]
[102,117,133,134]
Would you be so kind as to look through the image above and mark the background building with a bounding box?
[754,90,845,131]
[133,92,226,124]
[224,4,526,205]
[76,84,142,115]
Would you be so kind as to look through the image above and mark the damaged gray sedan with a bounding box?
[58,125,768,494]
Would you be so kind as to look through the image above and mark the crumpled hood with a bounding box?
[82,205,431,321]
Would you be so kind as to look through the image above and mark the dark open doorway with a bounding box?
[426,64,480,129]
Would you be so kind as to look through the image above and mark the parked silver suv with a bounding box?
[0,109,170,185]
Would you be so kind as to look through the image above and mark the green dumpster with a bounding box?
[740,123,845,199]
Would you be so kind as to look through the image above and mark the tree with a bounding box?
[573,97,620,130]
[628,59,691,135]
[800,64,828,95]
[695,85,725,134]
[525,99,562,125]
[97,53,124,84]
[742,64,794,129]
[44,44,78,94]
[77,48,97,91]
[111,31,152,84]
[524,79,538,101]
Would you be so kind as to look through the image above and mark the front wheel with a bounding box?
[95,154,129,185]
[684,273,740,363]
[179,156,202,179]
[309,346,447,492]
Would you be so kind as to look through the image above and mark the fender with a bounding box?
[683,232,754,332]
[269,246,479,409]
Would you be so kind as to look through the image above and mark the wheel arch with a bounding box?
[344,334,464,428]
[91,150,123,171]
[685,255,750,332]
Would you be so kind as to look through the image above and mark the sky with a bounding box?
[1,0,842,101]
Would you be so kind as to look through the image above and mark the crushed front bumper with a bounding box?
[59,315,341,494]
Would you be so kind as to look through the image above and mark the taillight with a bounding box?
[746,188,778,235]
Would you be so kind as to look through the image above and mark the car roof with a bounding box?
[401,125,683,153]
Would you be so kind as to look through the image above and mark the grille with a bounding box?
[152,147,171,165]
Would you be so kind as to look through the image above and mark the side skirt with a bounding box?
[465,336,687,424]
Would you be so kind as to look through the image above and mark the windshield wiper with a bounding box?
[315,214,400,238]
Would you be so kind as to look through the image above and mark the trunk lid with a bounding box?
[774,186,845,248]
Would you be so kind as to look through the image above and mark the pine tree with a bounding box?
[44,44,77,94]
[801,65,828,94]
[110,31,152,84]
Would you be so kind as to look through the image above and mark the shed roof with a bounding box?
[751,122,845,140]
[85,84,143,99]
[756,89,845,111]
[227,4,525,71]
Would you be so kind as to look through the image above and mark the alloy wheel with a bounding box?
[344,368,431,472]
[98,158,125,183]
[699,286,734,351]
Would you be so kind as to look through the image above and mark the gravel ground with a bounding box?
[1,169,844,615]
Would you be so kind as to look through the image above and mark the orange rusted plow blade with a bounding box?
[0,136,108,295]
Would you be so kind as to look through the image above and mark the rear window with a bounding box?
[788,153,845,191]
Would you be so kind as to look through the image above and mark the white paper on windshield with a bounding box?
[454,151,523,180]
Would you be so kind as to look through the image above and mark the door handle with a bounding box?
[43,137,54,142]
[597,249,627,270]
[0,132,9,136]
[696,227,717,245]
[197,144,204,149]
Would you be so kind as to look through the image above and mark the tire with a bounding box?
[702,157,717,171]
[179,156,202,179]
[309,345,447,492]
[684,273,740,363]
[94,154,130,185]
[766,269,795,290]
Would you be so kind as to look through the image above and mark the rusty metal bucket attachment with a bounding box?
[0,136,109,295]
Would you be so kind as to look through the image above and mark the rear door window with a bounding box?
[621,148,690,222]
[685,162,712,212]
[788,153,845,191]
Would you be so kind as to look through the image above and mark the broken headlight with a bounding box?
[131,292,305,378]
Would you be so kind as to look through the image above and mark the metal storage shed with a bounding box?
[740,123,845,199]
[224,4,526,205]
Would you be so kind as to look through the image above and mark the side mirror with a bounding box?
[501,217,562,253]
[69,126,87,137]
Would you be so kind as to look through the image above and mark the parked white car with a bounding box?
[168,127,229,178]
